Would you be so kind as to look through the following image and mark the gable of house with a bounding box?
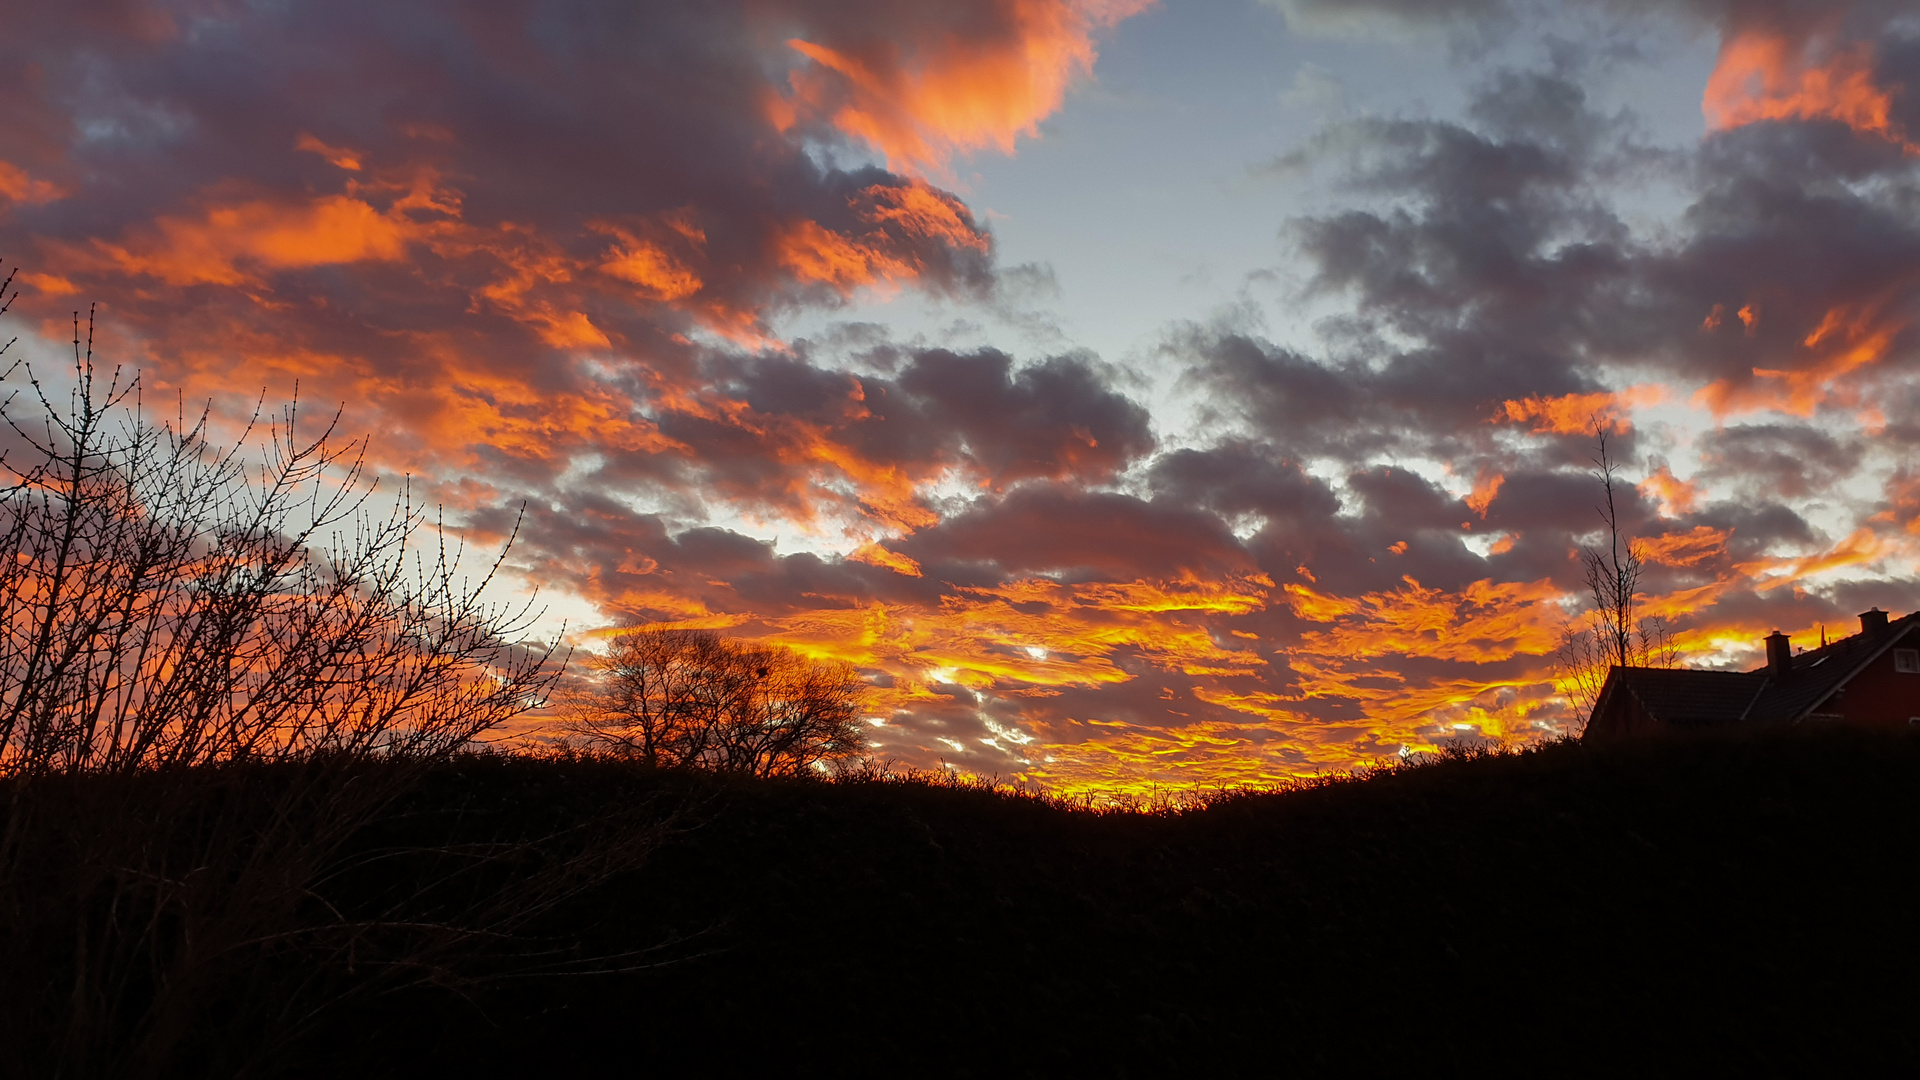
[1586,668,1766,737]
[1745,611,1920,723]
[1585,608,1920,736]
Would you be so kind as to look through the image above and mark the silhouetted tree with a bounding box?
[570,627,869,776]
[0,282,667,1079]
[1557,423,1676,725]
[0,316,559,776]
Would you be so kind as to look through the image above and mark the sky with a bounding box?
[3,0,1918,793]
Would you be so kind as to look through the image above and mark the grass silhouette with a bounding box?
[9,725,1919,1076]
[244,724,1920,1077]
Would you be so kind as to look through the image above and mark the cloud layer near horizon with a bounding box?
[3,0,1917,792]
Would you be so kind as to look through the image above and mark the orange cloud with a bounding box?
[580,585,744,633]
[1073,574,1272,615]
[1640,525,1729,568]
[585,373,947,533]
[1464,469,1503,516]
[1704,25,1917,153]
[150,181,953,363]
[596,226,704,302]
[1695,300,1908,417]
[1286,576,1565,665]
[740,572,1273,718]
[1635,580,1737,626]
[864,182,992,253]
[1283,582,1357,622]
[142,318,682,475]
[63,192,432,286]
[1015,714,1333,795]
[1264,572,1573,755]
[0,162,64,206]
[466,239,616,349]
[778,218,919,293]
[1873,471,1920,537]
[1735,527,1886,592]
[19,272,77,296]
[1497,384,1665,434]
[776,0,1154,174]
[775,182,985,297]
[294,133,364,171]
[849,542,924,577]
[1202,661,1555,748]
[1637,463,1698,517]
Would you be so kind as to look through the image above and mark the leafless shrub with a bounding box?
[568,627,869,777]
[0,314,556,776]
[0,286,677,1079]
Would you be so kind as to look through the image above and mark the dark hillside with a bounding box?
[19,728,1918,1077]
[303,726,1920,1078]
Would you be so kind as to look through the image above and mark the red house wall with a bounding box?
[1833,627,1920,728]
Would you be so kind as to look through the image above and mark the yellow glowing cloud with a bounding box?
[1735,528,1886,592]
[849,542,924,577]
[1498,384,1666,434]
[1641,526,1729,568]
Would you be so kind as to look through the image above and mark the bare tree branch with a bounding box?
[0,291,685,1079]
[1556,420,1676,733]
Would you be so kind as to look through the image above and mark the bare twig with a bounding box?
[1556,420,1675,733]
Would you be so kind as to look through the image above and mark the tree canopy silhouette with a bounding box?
[568,627,869,777]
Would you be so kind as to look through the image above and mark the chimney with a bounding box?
[1765,631,1793,678]
[1860,607,1890,636]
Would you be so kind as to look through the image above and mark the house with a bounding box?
[1584,607,1920,737]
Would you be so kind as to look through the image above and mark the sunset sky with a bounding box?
[3,0,1918,792]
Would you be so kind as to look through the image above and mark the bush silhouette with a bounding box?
[567,626,869,776]
[0,284,669,1078]
[0,318,557,777]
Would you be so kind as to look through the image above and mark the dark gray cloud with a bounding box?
[904,485,1255,581]
[1202,70,1650,462]
[1147,441,1341,522]
[1697,423,1866,497]
[1269,0,1916,38]
[1175,17,1919,691]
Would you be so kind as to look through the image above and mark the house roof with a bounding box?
[1605,667,1767,726]
[1743,609,1920,721]
[1590,608,1919,729]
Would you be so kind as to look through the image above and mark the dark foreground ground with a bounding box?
[14,727,1920,1077]
[340,727,1920,1078]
